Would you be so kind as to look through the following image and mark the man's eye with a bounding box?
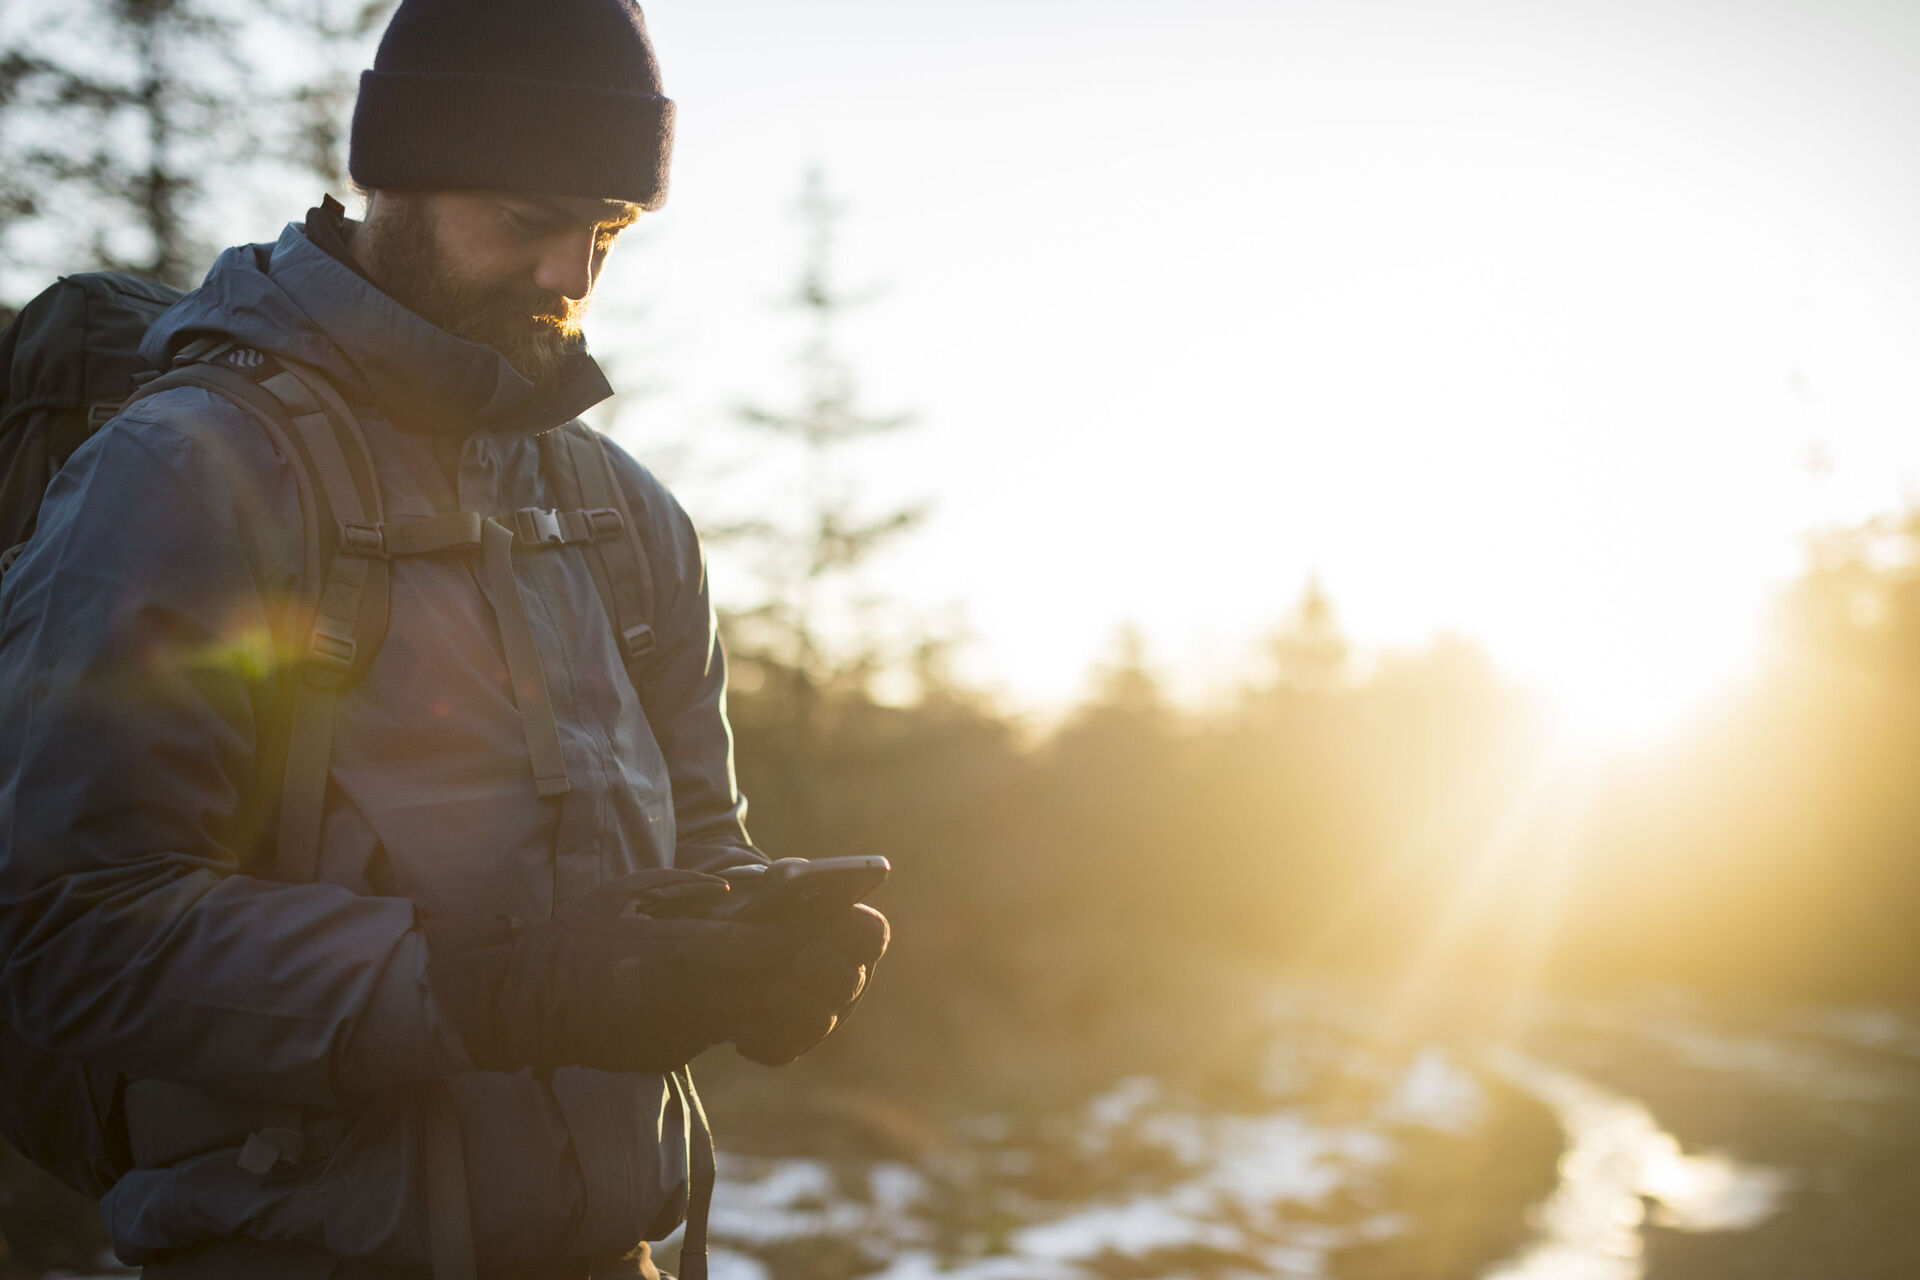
[502,208,553,236]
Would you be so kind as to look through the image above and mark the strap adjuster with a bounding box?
[585,508,624,539]
[340,522,387,559]
[309,607,358,674]
[309,628,356,673]
[621,623,656,660]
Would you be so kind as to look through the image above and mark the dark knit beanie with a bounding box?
[349,0,675,209]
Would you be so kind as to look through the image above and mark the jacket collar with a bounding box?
[143,203,614,439]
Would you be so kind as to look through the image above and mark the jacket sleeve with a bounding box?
[604,445,767,875]
[0,400,458,1106]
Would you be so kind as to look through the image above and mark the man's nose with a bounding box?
[531,228,597,301]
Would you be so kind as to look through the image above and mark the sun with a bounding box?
[1546,665,1709,749]
[1521,626,1756,753]
[1528,629,1758,752]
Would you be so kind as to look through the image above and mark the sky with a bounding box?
[17,0,1920,731]
[576,0,1920,731]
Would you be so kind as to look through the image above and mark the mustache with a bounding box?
[511,291,587,327]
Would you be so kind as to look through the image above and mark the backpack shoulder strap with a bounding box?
[129,351,387,886]
[126,359,322,880]
[540,422,658,679]
[255,360,389,886]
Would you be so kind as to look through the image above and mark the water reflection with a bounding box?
[1484,1050,1789,1280]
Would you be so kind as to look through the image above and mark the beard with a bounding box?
[354,196,589,387]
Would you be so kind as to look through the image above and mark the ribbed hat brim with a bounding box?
[349,71,675,209]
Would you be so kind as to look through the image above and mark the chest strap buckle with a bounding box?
[516,507,566,547]
[513,506,624,548]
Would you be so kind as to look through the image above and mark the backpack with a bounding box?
[0,272,184,574]
[0,271,715,1280]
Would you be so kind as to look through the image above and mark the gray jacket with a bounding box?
[0,210,762,1267]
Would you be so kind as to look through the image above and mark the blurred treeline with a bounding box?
[714,511,1920,1113]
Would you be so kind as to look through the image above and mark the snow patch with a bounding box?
[866,1249,1087,1280]
[1014,1107,1391,1267]
[708,1153,931,1250]
[1080,1075,1161,1151]
[1381,1046,1484,1133]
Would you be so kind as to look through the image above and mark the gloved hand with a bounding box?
[731,902,890,1067]
[423,868,802,1075]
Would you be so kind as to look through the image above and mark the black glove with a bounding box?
[423,869,802,1075]
[732,902,890,1067]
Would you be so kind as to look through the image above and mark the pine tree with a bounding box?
[1269,575,1350,693]
[0,0,256,292]
[259,0,393,196]
[719,167,926,846]
[723,170,924,700]
[0,0,386,307]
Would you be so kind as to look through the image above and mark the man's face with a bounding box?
[355,190,640,386]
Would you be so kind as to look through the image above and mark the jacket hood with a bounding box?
[141,215,614,438]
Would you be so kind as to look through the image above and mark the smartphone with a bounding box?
[712,856,890,923]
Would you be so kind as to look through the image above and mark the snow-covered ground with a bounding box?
[699,995,1891,1279]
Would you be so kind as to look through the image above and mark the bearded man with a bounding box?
[0,1,887,1277]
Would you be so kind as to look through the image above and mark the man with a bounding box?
[0,0,887,1276]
